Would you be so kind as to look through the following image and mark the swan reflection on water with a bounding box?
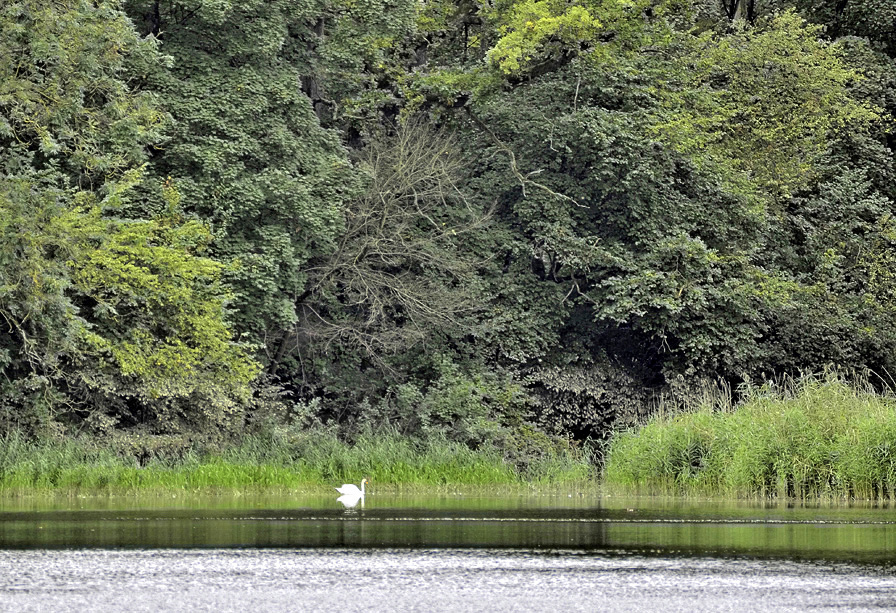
[337,493,364,508]
[335,478,368,508]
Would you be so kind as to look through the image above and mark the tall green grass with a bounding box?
[0,426,595,494]
[604,374,896,498]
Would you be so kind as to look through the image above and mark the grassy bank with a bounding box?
[605,375,896,498]
[0,427,595,494]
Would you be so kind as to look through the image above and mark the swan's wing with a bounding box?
[336,484,361,495]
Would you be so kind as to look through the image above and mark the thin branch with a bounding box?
[466,109,587,208]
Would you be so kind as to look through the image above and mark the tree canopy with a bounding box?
[1,0,256,435]
[2,0,894,450]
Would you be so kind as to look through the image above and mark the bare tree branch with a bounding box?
[271,120,493,372]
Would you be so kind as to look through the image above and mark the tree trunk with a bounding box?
[724,0,755,22]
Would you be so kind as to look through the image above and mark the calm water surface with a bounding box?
[1,491,895,611]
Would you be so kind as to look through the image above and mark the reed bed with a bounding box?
[604,374,896,498]
[0,426,595,494]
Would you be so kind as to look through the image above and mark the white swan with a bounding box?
[335,478,368,508]
[335,478,368,497]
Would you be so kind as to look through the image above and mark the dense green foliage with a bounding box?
[1,0,895,481]
[0,0,257,437]
[121,0,361,352]
[605,375,896,498]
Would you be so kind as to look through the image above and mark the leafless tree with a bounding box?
[270,120,492,375]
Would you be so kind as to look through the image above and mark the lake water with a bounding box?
[1,491,895,611]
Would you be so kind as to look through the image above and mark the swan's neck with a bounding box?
[360,480,366,496]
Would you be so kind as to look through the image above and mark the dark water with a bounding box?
[1,492,895,611]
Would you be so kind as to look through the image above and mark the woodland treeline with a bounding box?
[1,0,894,454]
